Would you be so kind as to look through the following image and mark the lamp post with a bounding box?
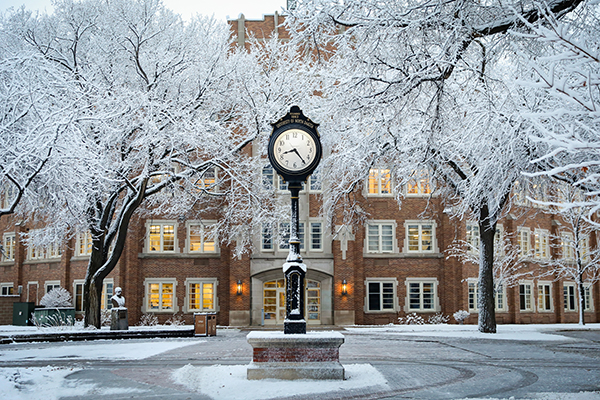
[267,106,322,334]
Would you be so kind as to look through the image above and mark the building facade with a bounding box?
[0,13,598,327]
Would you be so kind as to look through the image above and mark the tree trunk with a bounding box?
[478,215,497,333]
[84,277,103,328]
[577,275,585,326]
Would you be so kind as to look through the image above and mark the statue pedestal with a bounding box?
[110,307,129,330]
[247,331,345,380]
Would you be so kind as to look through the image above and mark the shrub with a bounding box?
[138,313,158,326]
[101,309,111,326]
[31,311,75,329]
[453,310,470,324]
[398,313,425,325]
[427,312,449,324]
[40,287,72,308]
[166,313,185,326]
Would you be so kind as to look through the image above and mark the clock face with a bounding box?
[272,128,318,172]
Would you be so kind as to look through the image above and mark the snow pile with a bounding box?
[172,363,388,400]
[0,340,200,361]
[0,366,146,400]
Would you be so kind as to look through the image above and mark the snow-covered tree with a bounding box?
[4,0,321,328]
[286,0,585,333]
[0,17,80,218]
[518,2,600,217]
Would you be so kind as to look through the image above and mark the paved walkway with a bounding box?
[2,327,600,399]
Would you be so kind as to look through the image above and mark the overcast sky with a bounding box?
[1,0,288,21]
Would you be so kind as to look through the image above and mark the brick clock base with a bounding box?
[246,331,345,380]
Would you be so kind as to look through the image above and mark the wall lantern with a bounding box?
[341,279,348,296]
[236,280,243,295]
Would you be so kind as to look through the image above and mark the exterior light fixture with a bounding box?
[341,280,348,296]
[236,280,243,295]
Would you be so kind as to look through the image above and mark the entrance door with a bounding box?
[263,279,321,325]
[263,279,286,325]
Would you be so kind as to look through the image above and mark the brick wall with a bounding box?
[0,296,21,325]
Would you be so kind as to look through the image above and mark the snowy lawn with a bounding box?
[344,323,600,341]
[173,363,387,400]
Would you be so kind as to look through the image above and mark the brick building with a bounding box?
[0,12,598,327]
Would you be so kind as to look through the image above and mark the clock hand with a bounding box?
[291,148,306,164]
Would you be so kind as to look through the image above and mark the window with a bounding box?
[146,221,177,253]
[538,282,553,311]
[494,224,505,257]
[144,278,177,312]
[366,221,396,253]
[76,231,92,257]
[468,280,506,312]
[2,183,15,209]
[406,171,431,196]
[367,168,392,196]
[278,222,305,250]
[309,169,322,192]
[468,281,478,311]
[534,229,550,259]
[184,278,218,312]
[309,222,323,251]
[262,166,274,189]
[261,224,273,251]
[564,283,576,312]
[187,221,217,254]
[561,233,574,260]
[406,279,438,312]
[366,279,397,312]
[518,228,531,258]
[404,221,436,253]
[1,283,13,296]
[580,234,590,263]
[73,281,84,312]
[196,167,217,192]
[101,280,114,310]
[2,233,15,262]
[48,242,62,259]
[519,281,534,312]
[466,223,480,254]
[45,281,61,294]
[584,285,593,312]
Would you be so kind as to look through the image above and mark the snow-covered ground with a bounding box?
[345,322,600,341]
[0,323,599,400]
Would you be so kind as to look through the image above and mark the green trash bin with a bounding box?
[13,302,35,326]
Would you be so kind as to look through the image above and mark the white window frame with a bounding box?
[196,167,218,192]
[561,232,574,261]
[584,284,594,312]
[494,224,505,257]
[73,280,84,313]
[580,234,590,263]
[564,282,577,312]
[143,278,178,313]
[101,279,114,311]
[1,282,14,296]
[364,278,398,313]
[309,221,323,252]
[534,229,550,260]
[467,279,506,313]
[365,220,398,254]
[366,168,393,197]
[537,281,553,312]
[261,223,274,252]
[519,280,535,312]
[403,220,438,254]
[405,170,432,197]
[466,223,480,255]
[518,228,531,258]
[145,220,178,253]
[44,280,61,294]
[262,165,275,189]
[405,278,440,312]
[278,222,305,251]
[308,169,322,193]
[185,220,218,254]
[76,231,93,257]
[2,183,16,209]
[184,278,219,313]
[2,232,15,262]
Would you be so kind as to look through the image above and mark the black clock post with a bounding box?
[268,106,322,334]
